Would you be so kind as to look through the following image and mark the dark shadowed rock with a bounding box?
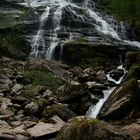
[43,104,76,122]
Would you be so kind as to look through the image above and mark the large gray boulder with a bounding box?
[56,116,132,140]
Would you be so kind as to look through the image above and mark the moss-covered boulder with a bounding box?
[56,116,132,140]
[128,64,140,79]
[0,0,38,60]
[125,51,140,68]
[125,51,140,79]
[0,33,31,60]
[43,104,76,122]
[98,78,139,120]
[61,39,126,69]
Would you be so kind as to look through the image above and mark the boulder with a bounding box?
[61,41,120,69]
[12,84,23,94]
[121,120,140,140]
[24,102,39,116]
[27,116,65,139]
[43,104,76,121]
[98,78,139,120]
[57,84,95,114]
[56,116,132,140]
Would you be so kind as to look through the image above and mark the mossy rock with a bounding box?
[58,84,88,103]
[0,33,31,60]
[22,85,39,100]
[128,64,140,79]
[22,70,66,91]
[98,78,138,120]
[56,116,131,140]
[43,104,76,121]
[125,51,140,69]
[61,39,123,69]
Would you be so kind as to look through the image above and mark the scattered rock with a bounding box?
[12,84,23,94]
[24,102,39,116]
[28,116,65,138]
[43,104,76,121]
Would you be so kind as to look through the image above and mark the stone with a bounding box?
[27,116,65,138]
[10,121,22,127]
[56,116,132,140]
[43,104,76,121]
[96,71,107,83]
[24,102,39,115]
[98,78,139,120]
[0,84,10,93]
[121,120,140,140]
[12,84,23,93]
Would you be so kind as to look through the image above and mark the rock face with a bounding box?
[98,78,139,120]
[96,0,140,40]
[27,116,65,138]
[0,0,38,60]
[61,40,122,69]
[56,116,132,140]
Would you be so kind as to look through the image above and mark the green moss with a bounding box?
[43,104,75,121]
[34,98,49,108]
[43,104,64,118]
[22,85,39,100]
[22,70,67,100]
[57,117,100,140]
[128,64,140,79]
[23,70,66,90]
[125,51,140,68]
[0,33,30,60]
[62,40,120,69]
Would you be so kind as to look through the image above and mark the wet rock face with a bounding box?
[98,78,139,120]
[0,0,39,60]
[56,116,132,140]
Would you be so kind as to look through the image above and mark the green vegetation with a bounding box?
[62,40,120,69]
[0,33,30,60]
[125,51,140,79]
[97,0,140,39]
[57,117,100,140]
[128,64,140,79]
[22,70,67,100]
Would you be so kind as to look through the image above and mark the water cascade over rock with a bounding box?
[87,65,126,118]
[23,0,140,60]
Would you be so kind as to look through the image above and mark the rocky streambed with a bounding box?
[0,52,139,140]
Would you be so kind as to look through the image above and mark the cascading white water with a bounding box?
[87,65,126,118]
[30,6,50,58]
[25,0,140,59]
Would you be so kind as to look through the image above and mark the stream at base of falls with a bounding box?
[21,0,140,60]
[86,65,127,118]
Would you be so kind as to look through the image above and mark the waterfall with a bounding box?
[25,0,140,60]
[30,6,50,58]
[86,65,126,118]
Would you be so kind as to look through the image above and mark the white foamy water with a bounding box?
[87,65,126,118]
[87,87,115,118]
[27,0,140,59]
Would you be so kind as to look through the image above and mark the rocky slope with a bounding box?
[0,52,139,139]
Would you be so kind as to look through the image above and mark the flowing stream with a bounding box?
[87,65,126,118]
[21,0,140,59]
